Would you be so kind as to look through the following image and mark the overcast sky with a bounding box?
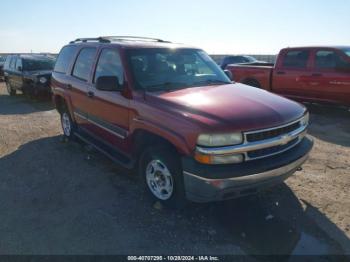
[0,0,349,54]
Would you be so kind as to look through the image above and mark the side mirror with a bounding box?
[224,69,233,80]
[17,66,22,71]
[96,76,122,91]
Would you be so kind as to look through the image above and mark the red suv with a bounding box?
[52,36,313,207]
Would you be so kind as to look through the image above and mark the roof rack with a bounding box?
[69,36,171,44]
[102,36,171,43]
[69,37,111,44]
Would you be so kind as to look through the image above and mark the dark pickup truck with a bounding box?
[227,46,350,107]
[51,36,313,207]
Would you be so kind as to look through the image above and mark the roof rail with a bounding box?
[101,36,171,43]
[69,37,111,44]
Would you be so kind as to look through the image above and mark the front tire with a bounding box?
[6,81,16,96]
[139,146,186,208]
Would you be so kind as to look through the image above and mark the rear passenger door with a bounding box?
[7,56,17,88]
[85,48,130,152]
[68,47,98,129]
[272,49,312,99]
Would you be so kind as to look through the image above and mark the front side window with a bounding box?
[94,49,124,86]
[127,48,231,91]
[315,51,340,69]
[23,58,54,71]
[72,48,97,81]
[282,50,310,69]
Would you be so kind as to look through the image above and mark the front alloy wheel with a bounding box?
[146,160,174,200]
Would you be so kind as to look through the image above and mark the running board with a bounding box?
[74,130,135,169]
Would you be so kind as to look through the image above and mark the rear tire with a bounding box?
[6,81,16,96]
[244,79,261,88]
[139,145,187,209]
[60,105,76,140]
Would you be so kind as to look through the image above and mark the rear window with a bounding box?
[282,50,310,69]
[54,46,78,74]
[72,48,97,81]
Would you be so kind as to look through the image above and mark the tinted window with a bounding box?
[23,58,55,71]
[341,48,350,57]
[127,48,230,91]
[15,58,22,70]
[94,49,124,86]
[315,50,348,70]
[0,56,6,62]
[9,56,17,70]
[54,46,78,74]
[282,50,310,69]
[72,48,97,81]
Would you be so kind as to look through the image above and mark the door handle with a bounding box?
[87,91,94,98]
[276,71,285,75]
[67,84,73,90]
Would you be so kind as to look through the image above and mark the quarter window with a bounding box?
[54,46,78,74]
[282,50,310,69]
[72,48,97,81]
[94,49,124,86]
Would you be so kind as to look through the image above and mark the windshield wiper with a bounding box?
[146,82,188,91]
[195,79,231,85]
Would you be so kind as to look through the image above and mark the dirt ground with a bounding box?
[0,82,349,258]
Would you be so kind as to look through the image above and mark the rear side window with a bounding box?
[72,48,97,81]
[282,50,310,69]
[9,56,17,70]
[54,46,78,74]
[94,49,124,85]
[15,58,22,71]
[315,50,345,69]
[4,56,12,69]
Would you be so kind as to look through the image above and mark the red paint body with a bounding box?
[52,41,307,159]
[227,47,350,106]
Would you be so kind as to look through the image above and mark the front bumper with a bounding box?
[182,136,313,202]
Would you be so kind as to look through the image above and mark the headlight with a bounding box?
[39,77,47,84]
[197,133,243,147]
[300,112,309,126]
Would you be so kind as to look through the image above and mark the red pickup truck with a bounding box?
[227,46,350,106]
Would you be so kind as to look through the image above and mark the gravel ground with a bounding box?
[0,82,349,258]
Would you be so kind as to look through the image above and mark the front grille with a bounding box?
[246,122,301,142]
[248,138,299,159]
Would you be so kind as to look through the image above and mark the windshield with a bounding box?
[341,48,350,57]
[23,58,55,71]
[127,48,231,91]
[244,56,257,62]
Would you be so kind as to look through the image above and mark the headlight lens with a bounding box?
[39,77,47,84]
[300,112,309,126]
[197,133,243,147]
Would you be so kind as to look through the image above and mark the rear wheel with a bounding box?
[6,81,16,96]
[244,79,261,88]
[139,146,186,209]
[60,105,76,140]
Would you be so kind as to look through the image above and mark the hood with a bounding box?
[145,83,306,132]
[24,70,52,77]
